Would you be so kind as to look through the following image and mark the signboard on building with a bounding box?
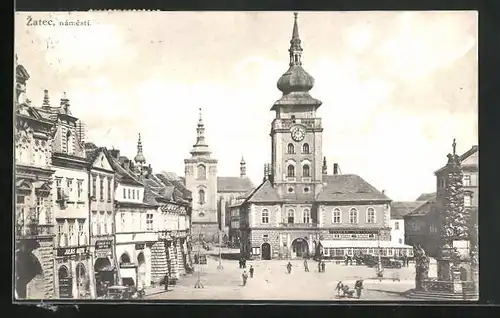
[135,243,145,250]
[56,247,89,257]
[95,240,112,250]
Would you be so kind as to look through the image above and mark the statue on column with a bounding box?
[414,245,430,290]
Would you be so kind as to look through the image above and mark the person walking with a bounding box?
[321,261,326,273]
[344,255,349,266]
[304,259,309,272]
[249,265,254,278]
[286,262,292,274]
[318,260,322,273]
[355,280,363,299]
[402,255,407,267]
[242,271,248,286]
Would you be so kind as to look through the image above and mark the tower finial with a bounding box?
[289,12,303,66]
[240,155,246,178]
[134,132,146,164]
[452,138,457,156]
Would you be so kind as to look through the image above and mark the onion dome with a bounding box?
[276,13,315,95]
[134,133,146,164]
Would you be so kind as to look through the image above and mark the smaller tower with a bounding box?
[42,89,51,109]
[240,156,247,178]
[134,133,147,173]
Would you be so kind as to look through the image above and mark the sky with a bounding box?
[15,11,478,201]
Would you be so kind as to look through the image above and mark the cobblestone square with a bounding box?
[146,257,415,301]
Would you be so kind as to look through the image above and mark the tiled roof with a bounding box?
[416,192,436,202]
[390,201,427,219]
[143,186,161,206]
[217,176,255,193]
[246,180,281,203]
[405,201,435,217]
[156,172,192,202]
[110,157,143,186]
[316,174,390,202]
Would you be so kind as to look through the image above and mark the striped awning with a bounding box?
[320,240,412,249]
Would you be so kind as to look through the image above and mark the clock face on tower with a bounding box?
[290,125,306,142]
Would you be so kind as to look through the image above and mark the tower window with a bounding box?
[197,164,206,180]
[302,164,310,177]
[287,165,295,177]
[303,208,311,223]
[302,143,310,154]
[198,189,205,205]
[287,209,295,224]
[287,143,295,154]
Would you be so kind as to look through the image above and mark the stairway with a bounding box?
[150,241,168,284]
[175,240,186,276]
[405,289,478,301]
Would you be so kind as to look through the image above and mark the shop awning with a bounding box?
[320,240,412,249]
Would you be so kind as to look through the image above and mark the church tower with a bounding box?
[184,108,219,241]
[270,13,323,198]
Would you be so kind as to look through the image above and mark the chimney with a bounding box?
[322,157,327,175]
[61,92,71,114]
[333,163,339,175]
[109,149,120,159]
[382,190,386,195]
[42,89,51,108]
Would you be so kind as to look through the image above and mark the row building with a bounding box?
[232,13,413,260]
[14,57,194,299]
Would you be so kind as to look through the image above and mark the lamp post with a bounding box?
[194,233,204,288]
[217,230,224,270]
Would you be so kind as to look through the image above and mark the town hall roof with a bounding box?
[416,192,436,202]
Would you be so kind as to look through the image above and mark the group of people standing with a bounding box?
[241,265,254,286]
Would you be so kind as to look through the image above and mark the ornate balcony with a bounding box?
[280,222,318,229]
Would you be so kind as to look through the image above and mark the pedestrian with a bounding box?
[321,261,326,273]
[344,255,348,266]
[286,262,292,274]
[164,274,169,292]
[249,265,254,278]
[318,260,322,272]
[355,280,363,299]
[335,281,344,297]
[242,271,248,286]
[304,259,309,272]
[243,258,247,268]
[239,259,242,269]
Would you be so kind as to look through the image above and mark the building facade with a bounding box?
[85,145,117,297]
[14,59,57,299]
[238,14,392,261]
[405,144,478,257]
[184,109,219,241]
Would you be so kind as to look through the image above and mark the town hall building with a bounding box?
[236,13,404,260]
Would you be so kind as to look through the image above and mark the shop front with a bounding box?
[93,239,116,297]
[54,246,92,299]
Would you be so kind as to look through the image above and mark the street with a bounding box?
[145,256,415,300]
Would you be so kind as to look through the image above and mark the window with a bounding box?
[197,165,207,180]
[107,178,111,201]
[302,165,310,177]
[77,180,83,200]
[128,189,131,199]
[438,179,445,188]
[287,143,295,154]
[91,176,96,198]
[58,221,65,236]
[287,165,295,177]
[349,208,358,224]
[302,143,310,154]
[198,189,206,205]
[303,208,310,223]
[17,194,25,205]
[303,187,310,193]
[99,178,104,200]
[36,196,44,216]
[78,220,84,234]
[68,220,75,245]
[136,190,140,201]
[66,179,73,200]
[261,209,269,224]
[91,211,98,235]
[132,189,136,200]
[123,188,126,199]
[366,207,375,224]
[287,209,295,224]
[66,130,73,155]
[395,221,399,230]
[146,213,153,231]
[398,238,403,244]
[464,194,471,207]
[332,208,341,223]
[120,213,126,231]
[463,175,471,186]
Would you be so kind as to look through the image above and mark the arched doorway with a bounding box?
[137,252,146,289]
[15,252,44,299]
[261,243,271,260]
[58,266,73,299]
[291,238,309,259]
[94,258,113,297]
[75,263,89,299]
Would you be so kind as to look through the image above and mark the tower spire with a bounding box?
[240,155,246,178]
[289,12,303,66]
[190,108,212,157]
[134,133,146,165]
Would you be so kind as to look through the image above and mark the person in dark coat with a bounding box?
[239,259,242,269]
[286,262,292,274]
[344,255,349,266]
[318,260,322,272]
[355,280,363,298]
[249,265,254,278]
[321,261,326,273]
[242,271,248,286]
[304,259,309,272]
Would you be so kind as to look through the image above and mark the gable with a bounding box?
[246,180,280,203]
[92,150,114,172]
[461,150,478,166]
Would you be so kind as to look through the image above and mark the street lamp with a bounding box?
[194,232,204,288]
[217,230,224,270]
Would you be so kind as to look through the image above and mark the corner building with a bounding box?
[239,13,392,260]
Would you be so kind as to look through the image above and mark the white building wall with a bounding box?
[390,219,405,244]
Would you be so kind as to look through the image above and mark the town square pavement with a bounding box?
[145,256,415,301]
